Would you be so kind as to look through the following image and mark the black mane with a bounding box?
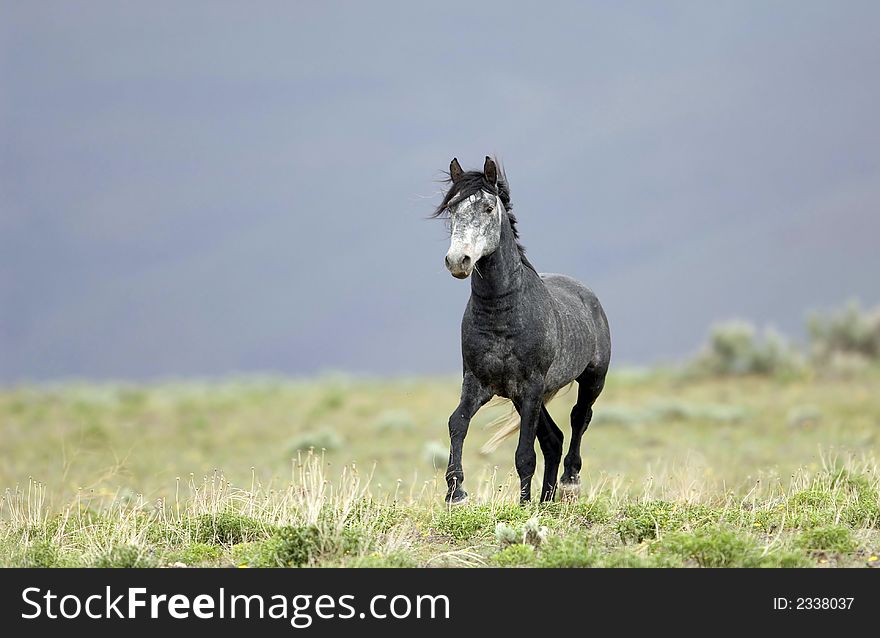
[433,162,535,272]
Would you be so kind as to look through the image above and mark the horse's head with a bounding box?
[439,156,504,279]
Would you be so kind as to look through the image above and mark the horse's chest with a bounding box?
[464,334,531,398]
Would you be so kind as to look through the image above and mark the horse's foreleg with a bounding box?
[445,373,491,504]
[514,379,545,504]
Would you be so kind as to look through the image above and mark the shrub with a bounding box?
[170,542,222,566]
[617,501,721,544]
[239,525,364,568]
[808,301,880,366]
[522,517,549,547]
[22,540,60,568]
[434,506,496,541]
[566,499,613,526]
[230,542,263,567]
[348,500,409,533]
[782,469,880,529]
[690,321,802,377]
[190,512,266,545]
[93,545,157,568]
[616,500,683,543]
[796,525,857,554]
[494,522,519,546]
[265,525,323,567]
[535,536,599,568]
[650,528,763,567]
[493,516,548,548]
[307,386,346,417]
[491,544,535,567]
[319,388,345,411]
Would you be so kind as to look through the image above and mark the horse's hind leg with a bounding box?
[560,368,606,493]
[535,405,564,502]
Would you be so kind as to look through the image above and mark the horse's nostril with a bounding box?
[445,255,452,269]
[461,255,471,269]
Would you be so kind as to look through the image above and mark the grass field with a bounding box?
[2,369,879,567]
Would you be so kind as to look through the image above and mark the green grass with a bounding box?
[2,370,880,567]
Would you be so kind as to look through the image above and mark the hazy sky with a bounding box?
[2,1,879,382]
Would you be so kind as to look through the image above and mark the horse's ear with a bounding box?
[449,158,464,183]
[483,156,497,186]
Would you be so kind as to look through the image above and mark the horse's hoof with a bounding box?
[446,491,469,506]
[559,482,580,502]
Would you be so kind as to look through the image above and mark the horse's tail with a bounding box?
[480,383,574,454]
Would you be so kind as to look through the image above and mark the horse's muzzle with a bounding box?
[445,253,472,279]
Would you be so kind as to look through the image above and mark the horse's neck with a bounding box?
[470,216,524,306]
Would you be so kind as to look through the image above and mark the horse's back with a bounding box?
[540,273,611,387]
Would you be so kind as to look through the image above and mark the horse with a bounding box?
[433,156,611,504]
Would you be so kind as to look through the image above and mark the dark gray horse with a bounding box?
[434,156,611,504]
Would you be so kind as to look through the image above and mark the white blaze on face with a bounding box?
[445,191,503,278]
